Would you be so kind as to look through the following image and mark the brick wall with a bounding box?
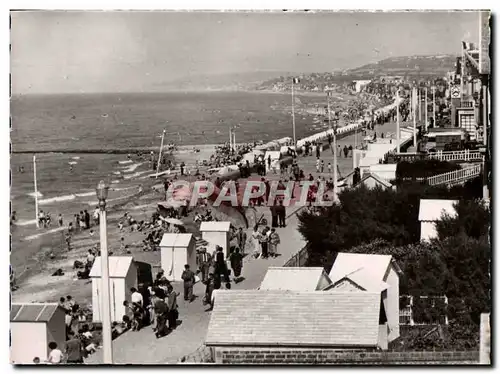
[213,347,479,364]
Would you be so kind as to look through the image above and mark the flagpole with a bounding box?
[418,88,422,122]
[396,90,401,153]
[461,44,465,100]
[229,127,232,149]
[432,86,436,128]
[425,87,428,132]
[291,79,297,147]
[33,155,39,228]
[413,87,417,148]
[155,129,166,179]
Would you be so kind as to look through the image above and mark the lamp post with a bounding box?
[96,180,113,364]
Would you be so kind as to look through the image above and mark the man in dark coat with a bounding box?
[181,264,195,302]
[166,285,178,330]
[270,205,278,228]
[277,199,286,228]
[153,296,168,338]
[197,248,211,284]
[229,248,243,280]
[236,227,247,255]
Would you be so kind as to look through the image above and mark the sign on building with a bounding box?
[450,85,461,99]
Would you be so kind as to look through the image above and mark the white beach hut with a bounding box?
[200,221,231,258]
[90,256,137,323]
[418,199,458,241]
[159,233,196,282]
[327,253,403,344]
[10,303,66,364]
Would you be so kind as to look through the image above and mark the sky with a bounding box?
[10,11,481,94]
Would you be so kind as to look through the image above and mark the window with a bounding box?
[460,113,476,138]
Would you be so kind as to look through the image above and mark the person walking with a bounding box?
[166,285,178,330]
[181,264,195,302]
[269,228,281,258]
[270,205,278,228]
[277,200,286,228]
[236,227,247,255]
[64,331,84,364]
[260,227,270,259]
[250,226,261,258]
[204,273,215,310]
[320,159,325,173]
[153,295,168,338]
[229,248,243,281]
[197,248,211,284]
[315,157,321,173]
[327,162,332,174]
[58,214,63,227]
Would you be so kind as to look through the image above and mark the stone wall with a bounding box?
[213,347,479,364]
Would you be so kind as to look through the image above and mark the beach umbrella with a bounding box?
[165,217,185,226]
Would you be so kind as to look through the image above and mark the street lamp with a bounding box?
[96,180,114,364]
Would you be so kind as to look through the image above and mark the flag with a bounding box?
[293,77,300,84]
[462,41,476,50]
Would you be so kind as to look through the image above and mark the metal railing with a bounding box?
[427,164,481,187]
[283,244,309,267]
[427,150,482,162]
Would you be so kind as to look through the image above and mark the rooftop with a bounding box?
[199,221,231,232]
[418,199,458,222]
[89,256,134,278]
[259,267,332,291]
[159,233,194,248]
[205,290,381,347]
[10,303,61,323]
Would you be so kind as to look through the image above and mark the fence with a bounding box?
[283,244,309,267]
[427,164,481,186]
[427,150,482,163]
[399,295,448,326]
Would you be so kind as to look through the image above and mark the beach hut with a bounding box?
[200,221,231,258]
[159,233,196,282]
[10,303,66,364]
[327,253,403,343]
[418,199,458,241]
[90,256,137,323]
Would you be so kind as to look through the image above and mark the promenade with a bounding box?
[85,208,304,364]
[86,119,401,364]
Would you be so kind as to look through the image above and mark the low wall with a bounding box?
[213,347,479,364]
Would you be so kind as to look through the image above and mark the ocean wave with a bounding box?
[24,226,66,241]
[27,192,43,198]
[75,191,95,197]
[84,193,137,207]
[118,160,133,165]
[68,161,78,165]
[39,194,76,205]
[123,170,150,180]
[71,156,81,160]
[111,180,120,184]
[119,162,144,173]
[15,219,37,226]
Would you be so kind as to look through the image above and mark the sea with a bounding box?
[10,91,333,228]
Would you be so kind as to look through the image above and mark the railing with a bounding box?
[390,150,482,164]
[427,150,483,162]
[399,295,448,326]
[427,164,481,187]
[283,244,309,267]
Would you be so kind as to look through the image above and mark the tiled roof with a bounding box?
[159,233,193,248]
[329,253,395,292]
[418,199,458,221]
[89,256,133,278]
[10,303,61,322]
[205,290,381,347]
[357,173,392,189]
[259,267,332,291]
[200,221,231,232]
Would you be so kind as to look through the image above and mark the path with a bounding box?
[85,209,304,364]
[85,119,402,364]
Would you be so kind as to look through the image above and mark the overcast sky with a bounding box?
[11,11,481,94]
